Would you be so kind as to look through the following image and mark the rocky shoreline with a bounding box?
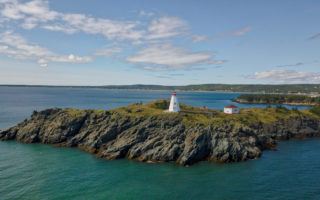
[1,100,320,166]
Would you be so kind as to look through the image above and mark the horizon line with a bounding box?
[0,83,320,87]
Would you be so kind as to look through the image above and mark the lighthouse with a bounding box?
[168,92,180,112]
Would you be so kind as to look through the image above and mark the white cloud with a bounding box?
[49,54,92,63]
[0,0,145,41]
[0,0,25,19]
[250,69,320,83]
[0,0,216,71]
[0,0,208,43]
[41,24,77,34]
[192,35,208,42]
[15,0,57,20]
[0,31,51,58]
[127,44,223,70]
[147,16,188,40]
[211,26,252,41]
[139,10,154,17]
[231,26,251,36]
[37,58,47,67]
[95,47,122,57]
[0,31,92,66]
[61,13,144,41]
[21,18,38,29]
[274,60,318,68]
[0,0,58,27]
[275,62,304,68]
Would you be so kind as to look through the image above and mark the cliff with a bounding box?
[1,100,320,166]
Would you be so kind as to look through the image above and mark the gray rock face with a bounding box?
[1,108,319,166]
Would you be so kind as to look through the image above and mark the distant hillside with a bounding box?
[101,84,320,94]
[235,94,320,106]
[1,84,320,94]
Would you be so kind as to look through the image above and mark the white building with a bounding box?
[168,92,180,112]
[224,105,239,114]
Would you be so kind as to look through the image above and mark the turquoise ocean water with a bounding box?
[0,86,319,200]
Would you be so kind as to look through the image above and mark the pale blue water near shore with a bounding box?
[0,86,319,200]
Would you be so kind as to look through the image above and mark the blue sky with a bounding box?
[0,0,319,85]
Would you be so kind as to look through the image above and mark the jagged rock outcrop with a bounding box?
[1,102,320,166]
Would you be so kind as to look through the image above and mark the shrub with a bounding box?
[310,106,320,116]
[275,105,288,112]
[149,100,170,110]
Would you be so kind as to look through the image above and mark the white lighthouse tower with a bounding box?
[168,92,180,112]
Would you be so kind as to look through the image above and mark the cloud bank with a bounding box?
[127,44,224,70]
[0,0,192,42]
[0,0,221,70]
[0,31,92,67]
[250,69,320,83]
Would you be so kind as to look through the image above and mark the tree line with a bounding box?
[235,94,320,105]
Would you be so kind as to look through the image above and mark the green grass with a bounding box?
[62,100,320,127]
[65,108,87,118]
[309,106,320,116]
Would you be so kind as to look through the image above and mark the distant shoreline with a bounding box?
[234,100,318,106]
[1,84,320,95]
[234,94,320,106]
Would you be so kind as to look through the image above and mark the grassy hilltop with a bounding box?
[66,100,320,127]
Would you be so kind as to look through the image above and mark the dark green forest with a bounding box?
[235,94,320,105]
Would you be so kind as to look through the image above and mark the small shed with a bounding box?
[224,105,239,114]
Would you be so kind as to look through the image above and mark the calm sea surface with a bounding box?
[0,86,319,200]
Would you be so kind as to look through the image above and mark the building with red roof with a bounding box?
[224,105,239,114]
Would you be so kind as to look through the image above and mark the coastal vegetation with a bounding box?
[234,94,320,106]
[1,100,319,166]
[112,100,320,126]
[310,106,320,116]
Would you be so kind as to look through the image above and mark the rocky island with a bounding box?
[1,100,320,166]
